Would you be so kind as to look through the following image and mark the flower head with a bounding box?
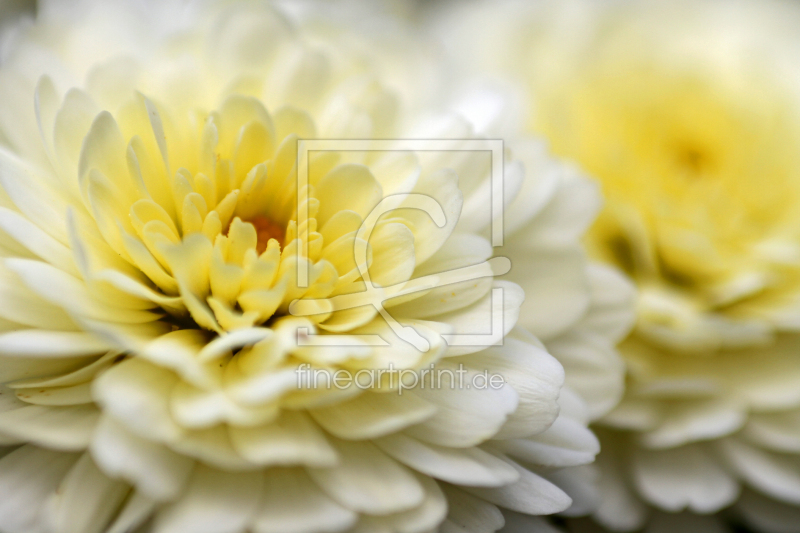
[435,0,800,530]
[0,1,612,532]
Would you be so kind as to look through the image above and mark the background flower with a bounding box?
[432,0,800,530]
[0,1,621,532]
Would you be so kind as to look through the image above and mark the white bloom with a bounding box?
[434,0,800,530]
[0,1,615,532]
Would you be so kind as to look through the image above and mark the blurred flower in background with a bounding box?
[433,0,800,530]
[0,0,632,532]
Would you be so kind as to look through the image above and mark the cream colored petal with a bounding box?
[153,464,264,533]
[0,445,79,533]
[171,379,278,429]
[92,357,182,442]
[53,88,99,192]
[639,399,746,449]
[433,281,524,357]
[463,460,572,515]
[315,164,383,225]
[252,468,357,533]
[398,168,463,265]
[464,335,564,440]
[495,414,599,469]
[593,431,649,532]
[0,146,71,244]
[308,438,425,515]
[42,452,130,533]
[6,258,159,324]
[360,473,447,533]
[402,362,518,448]
[547,330,626,421]
[138,329,218,389]
[310,390,436,440]
[633,443,739,513]
[90,414,194,501]
[168,425,254,471]
[440,485,504,533]
[0,330,109,358]
[0,404,98,451]
[503,244,590,340]
[0,206,78,276]
[14,382,93,406]
[375,433,519,488]
[0,265,77,330]
[718,437,800,505]
[229,410,336,468]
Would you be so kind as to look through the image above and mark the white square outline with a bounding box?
[293,139,506,350]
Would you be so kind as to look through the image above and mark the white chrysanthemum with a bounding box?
[434,0,800,531]
[448,85,635,525]
[0,1,614,532]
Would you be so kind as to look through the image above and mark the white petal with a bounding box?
[0,330,109,358]
[440,485,504,533]
[0,404,98,451]
[633,443,739,512]
[0,445,79,533]
[494,415,599,468]
[308,439,425,515]
[252,468,357,533]
[90,414,194,501]
[640,399,746,449]
[229,411,337,468]
[153,465,264,533]
[93,357,182,442]
[518,172,601,247]
[592,430,649,532]
[6,258,158,324]
[0,145,70,245]
[403,361,518,448]
[361,473,448,533]
[578,264,636,344]
[546,330,625,421]
[309,391,436,440]
[463,460,572,515]
[0,264,76,330]
[0,207,78,275]
[463,336,564,440]
[502,244,590,340]
[400,167,463,265]
[718,437,800,504]
[436,281,524,357]
[538,465,599,517]
[375,433,519,487]
[43,453,130,533]
[14,381,93,406]
[168,425,254,471]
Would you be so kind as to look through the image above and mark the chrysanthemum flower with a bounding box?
[435,0,800,530]
[0,1,618,532]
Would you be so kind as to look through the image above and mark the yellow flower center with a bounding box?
[538,60,800,304]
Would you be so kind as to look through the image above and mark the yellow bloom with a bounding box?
[0,1,617,532]
[435,0,800,530]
